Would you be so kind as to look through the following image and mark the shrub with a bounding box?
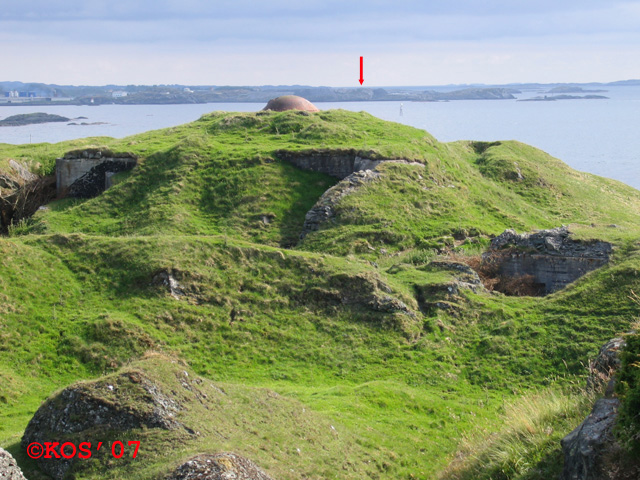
[616,328,640,453]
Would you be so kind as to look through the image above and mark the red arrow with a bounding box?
[359,56,364,85]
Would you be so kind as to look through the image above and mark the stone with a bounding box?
[290,150,425,239]
[561,398,620,480]
[22,369,187,479]
[151,269,185,299]
[300,169,381,238]
[9,159,38,184]
[166,453,274,480]
[561,336,640,480]
[490,226,611,258]
[0,448,26,480]
[587,337,626,392]
[0,160,56,231]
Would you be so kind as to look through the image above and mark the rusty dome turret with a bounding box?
[262,95,319,112]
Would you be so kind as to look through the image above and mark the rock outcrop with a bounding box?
[0,448,27,480]
[301,169,380,238]
[152,269,186,299]
[167,453,274,480]
[489,226,612,294]
[0,159,55,231]
[286,150,425,238]
[561,336,640,480]
[587,337,626,393]
[428,261,485,291]
[22,368,188,479]
[561,398,620,480]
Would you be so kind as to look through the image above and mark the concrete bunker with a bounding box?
[56,148,137,198]
[276,149,387,180]
[262,95,319,112]
[484,226,612,295]
[276,148,425,240]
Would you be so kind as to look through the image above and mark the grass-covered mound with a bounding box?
[1,109,640,479]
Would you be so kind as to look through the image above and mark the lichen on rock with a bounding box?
[166,453,274,480]
[21,367,189,479]
[0,448,26,480]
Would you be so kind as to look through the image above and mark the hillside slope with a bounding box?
[1,109,639,479]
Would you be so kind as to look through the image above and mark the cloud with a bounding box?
[0,0,627,22]
[2,1,640,84]
[2,1,639,47]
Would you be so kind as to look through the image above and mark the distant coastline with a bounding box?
[518,94,609,102]
[1,79,637,106]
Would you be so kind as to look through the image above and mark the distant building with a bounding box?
[184,87,193,93]
[112,91,128,98]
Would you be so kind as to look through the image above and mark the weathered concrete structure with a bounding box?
[277,149,423,180]
[262,95,319,112]
[277,150,383,179]
[56,149,137,198]
[490,227,612,294]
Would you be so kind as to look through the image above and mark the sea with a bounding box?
[1,86,640,189]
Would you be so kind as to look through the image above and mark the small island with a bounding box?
[547,86,608,94]
[0,112,70,127]
[518,94,608,102]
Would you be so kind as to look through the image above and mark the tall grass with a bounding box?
[440,388,595,480]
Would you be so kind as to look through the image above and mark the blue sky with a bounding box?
[2,0,640,86]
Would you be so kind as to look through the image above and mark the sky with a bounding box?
[2,0,640,86]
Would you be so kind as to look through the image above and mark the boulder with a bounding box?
[0,448,26,480]
[561,398,620,480]
[561,336,639,480]
[22,369,187,479]
[167,453,274,480]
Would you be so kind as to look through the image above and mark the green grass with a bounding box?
[1,109,640,478]
[439,388,595,480]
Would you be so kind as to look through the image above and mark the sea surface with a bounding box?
[1,86,640,189]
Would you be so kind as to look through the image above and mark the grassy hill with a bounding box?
[1,109,639,479]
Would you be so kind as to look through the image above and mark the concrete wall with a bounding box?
[56,151,137,197]
[56,157,105,196]
[276,150,383,179]
[277,150,425,180]
[499,253,608,294]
